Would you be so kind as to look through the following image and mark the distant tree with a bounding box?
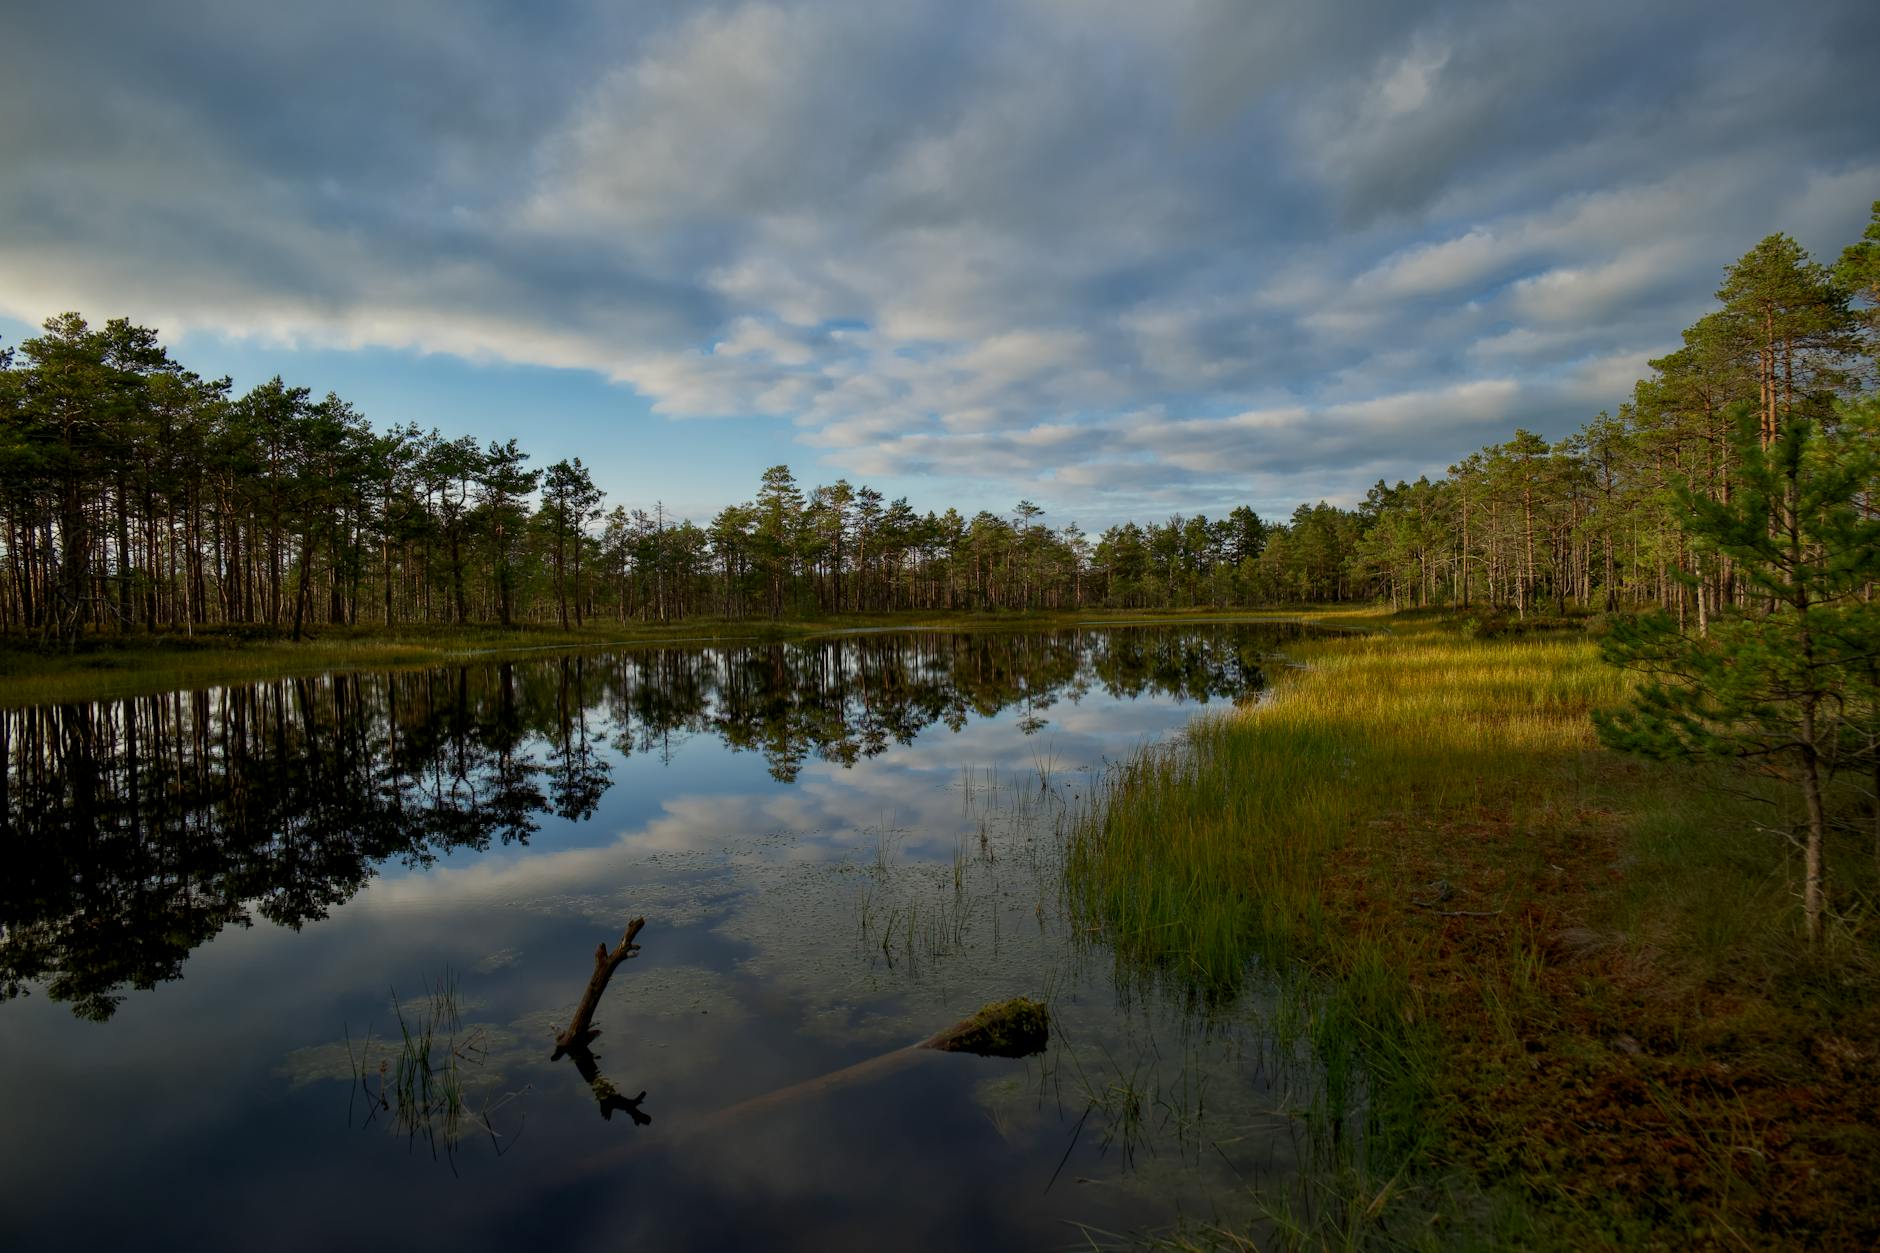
[423,435,485,624]
[1573,411,1633,612]
[1837,200,1880,308]
[1223,506,1267,566]
[753,465,803,618]
[1488,429,1554,617]
[370,424,421,626]
[1839,201,1880,371]
[1012,500,1045,608]
[807,479,854,612]
[707,504,755,619]
[19,315,176,640]
[288,393,371,640]
[1060,521,1090,607]
[853,485,884,610]
[540,457,602,628]
[476,439,538,627]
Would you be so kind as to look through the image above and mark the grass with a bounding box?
[1063,608,1880,1248]
[0,606,1314,707]
[347,971,521,1169]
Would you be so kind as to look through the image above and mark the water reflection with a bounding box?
[1,627,1296,1022]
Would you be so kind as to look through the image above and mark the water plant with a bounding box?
[346,970,523,1167]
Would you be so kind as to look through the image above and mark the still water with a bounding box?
[0,625,1326,1250]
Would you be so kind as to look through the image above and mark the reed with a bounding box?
[1067,619,1620,979]
[347,971,520,1169]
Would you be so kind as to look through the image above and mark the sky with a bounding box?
[2,0,1876,530]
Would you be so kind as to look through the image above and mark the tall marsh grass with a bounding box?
[1065,620,1624,999]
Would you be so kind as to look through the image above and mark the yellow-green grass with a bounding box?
[1066,610,1880,1248]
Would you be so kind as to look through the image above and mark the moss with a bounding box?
[925,997,1050,1058]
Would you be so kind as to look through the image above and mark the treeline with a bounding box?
[0,316,1283,637]
[2,201,1874,640]
[1352,202,1879,620]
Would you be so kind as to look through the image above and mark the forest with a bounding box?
[0,203,1874,642]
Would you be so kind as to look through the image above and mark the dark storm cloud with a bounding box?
[1,0,1875,518]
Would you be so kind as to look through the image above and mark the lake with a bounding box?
[0,624,1332,1250]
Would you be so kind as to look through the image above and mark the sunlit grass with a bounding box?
[1067,616,1623,990]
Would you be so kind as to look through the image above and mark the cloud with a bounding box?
[1355,229,1514,300]
[1507,243,1698,325]
[1,0,1876,524]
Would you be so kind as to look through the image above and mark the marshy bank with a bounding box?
[1065,610,1880,1247]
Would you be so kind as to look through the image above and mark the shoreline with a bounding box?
[0,607,1364,706]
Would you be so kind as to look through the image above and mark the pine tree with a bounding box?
[753,465,802,619]
[1838,201,1880,370]
[476,439,538,627]
[1596,407,1880,943]
[1716,234,1858,447]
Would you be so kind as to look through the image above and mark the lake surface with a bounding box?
[0,624,1328,1250]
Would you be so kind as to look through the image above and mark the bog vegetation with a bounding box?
[1071,614,1880,1246]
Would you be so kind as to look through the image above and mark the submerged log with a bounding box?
[650,996,1051,1146]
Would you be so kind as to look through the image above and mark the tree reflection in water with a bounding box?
[0,625,1297,1020]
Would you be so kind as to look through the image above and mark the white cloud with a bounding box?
[1354,229,1512,299]
[1376,43,1451,118]
[1507,242,1695,324]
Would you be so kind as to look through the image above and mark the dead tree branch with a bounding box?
[551,916,645,1061]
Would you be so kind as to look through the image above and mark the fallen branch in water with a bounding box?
[563,1045,651,1125]
[550,917,652,1126]
[552,916,644,1061]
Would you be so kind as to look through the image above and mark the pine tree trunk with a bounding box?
[291,530,316,642]
[1799,726,1826,947]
